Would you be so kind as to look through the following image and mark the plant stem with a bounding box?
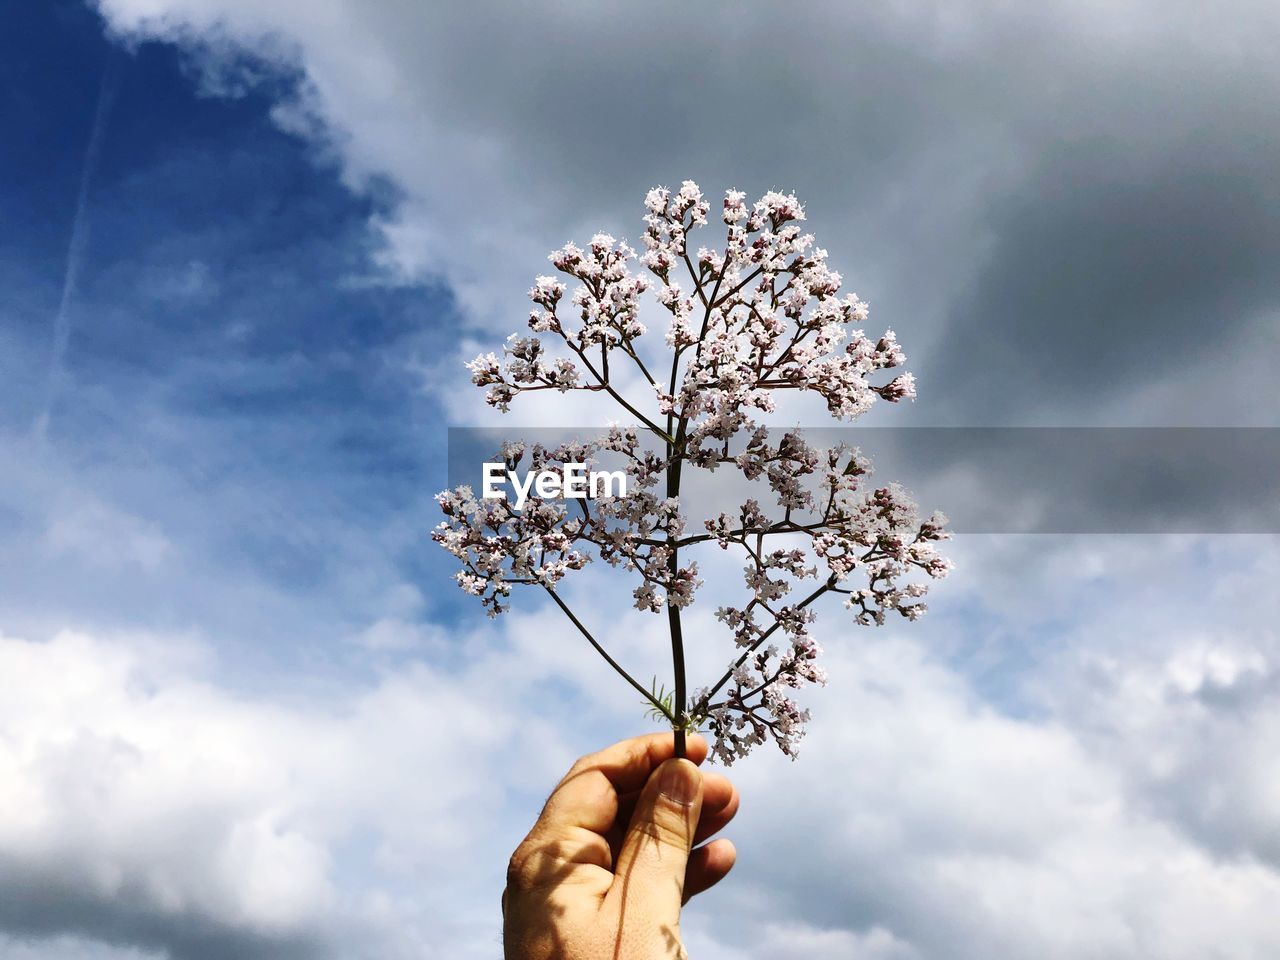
[662,236,729,758]
[666,446,688,758]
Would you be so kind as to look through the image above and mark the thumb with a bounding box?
[609,758,704,925]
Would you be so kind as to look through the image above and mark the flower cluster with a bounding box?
[435,182,951,764]
[693,442,951,763]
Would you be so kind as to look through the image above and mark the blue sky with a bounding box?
[4,2,1280,959]
[2,2,469,674]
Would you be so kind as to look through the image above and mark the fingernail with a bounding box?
[659,759,700,806]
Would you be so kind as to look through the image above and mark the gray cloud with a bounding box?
[926,120,1280,422]
[0,873,318,960]
[99,0,1280,425]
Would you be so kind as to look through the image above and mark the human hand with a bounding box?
[502,732,740,959]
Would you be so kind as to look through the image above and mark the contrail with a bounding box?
[33,49,121,440]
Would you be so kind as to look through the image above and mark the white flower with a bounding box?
[436,181,950,763]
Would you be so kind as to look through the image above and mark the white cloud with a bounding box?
[42,501,174,571]
[702,627,1280,959]
[11,537,1280,958]
[0,627,519,959]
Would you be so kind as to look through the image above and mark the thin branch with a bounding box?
[563,338,674,443]
[693,579,836,711]
[621,343,659,388]
[711,265,763,309]
[543,585,675,722]
[681,250,711,310]
[673,519,827,549]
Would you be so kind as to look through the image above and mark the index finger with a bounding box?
[538,732,710,835]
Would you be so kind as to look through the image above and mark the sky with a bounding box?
[2,1,1279,958]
